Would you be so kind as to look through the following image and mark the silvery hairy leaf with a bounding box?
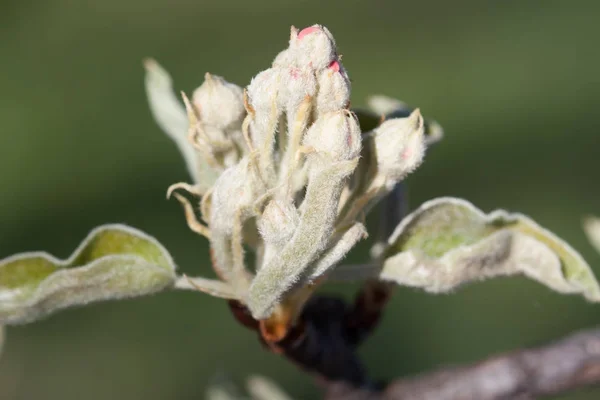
[0,224,177,325]
[379,197,600,300]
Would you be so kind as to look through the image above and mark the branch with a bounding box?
[324,325,600,400]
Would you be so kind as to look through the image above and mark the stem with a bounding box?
[325,325,600,400]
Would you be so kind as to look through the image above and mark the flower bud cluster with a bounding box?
[145,24,433,320]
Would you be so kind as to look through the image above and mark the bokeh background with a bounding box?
[1,0,599,398]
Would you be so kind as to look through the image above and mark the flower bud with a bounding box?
[280,66,317,111]
[303,110,361,161]
[257,199,300,247]
[246,68,283,154]
[289,25,337,70]
[273,48,293,68]
[210,158,256,235]
[372,109,425,184]
[272,26,301,68]
[192,73,245,129]
[315,60,350,114]
[246,68,281,115]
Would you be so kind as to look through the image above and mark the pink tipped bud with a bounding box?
[290,24,337,70]
[316,62,350,114]
[303,110,361,161]
[192,73,245,129]
[280,66,317,110]
[297,26,321,40]
[328,60,340,73]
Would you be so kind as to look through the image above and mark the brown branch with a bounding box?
[324,326,600,400]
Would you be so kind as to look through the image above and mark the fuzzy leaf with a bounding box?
[381,198,600,301]
[0,224,177,325]
[248,159,358,319]
[308,222,367,281]
[584,216,600,254]
[144,59,219,191]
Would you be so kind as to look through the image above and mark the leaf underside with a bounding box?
[0,224,177,325]
[381,197,600,301]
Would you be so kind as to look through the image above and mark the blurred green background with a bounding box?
[1,0,599,398]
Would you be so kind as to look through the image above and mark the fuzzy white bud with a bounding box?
[303,110,361,161]
[246,68,281,115]
[210,158,256,234]
[289,25,337,70]
[273,48,293,68]
[315,60,350,114]
[258,199,300,247]
[280,66,317,111]
[372,109,425,184]
[192,73,245,129]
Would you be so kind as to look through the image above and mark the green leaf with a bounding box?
[381,197,600,301]
[584,216,600,255]
[0,224,177,325]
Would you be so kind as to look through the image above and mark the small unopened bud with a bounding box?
[373,109,425,183]
[258,199,300,246]
[290,25,337,70]
[303,111,361,161]
[246,68,281,115]
[210,158,256,234]
[315,60,350,114]
[273,48,292,68]
[280,66,317,111]
[193,73,245,129]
